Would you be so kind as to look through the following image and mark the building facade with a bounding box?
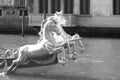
[29,0,120,28]
[0,0,120,32]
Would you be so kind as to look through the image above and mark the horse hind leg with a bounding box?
[5,59,19,74]
[8,58,28,74]
[67,43,77,60]
[11,50,28,73]
[58,47,66,65]
[77,40,84,53]
[5,50,25,74]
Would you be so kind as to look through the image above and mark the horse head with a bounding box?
[53,10,68,27]
[38,16,61,37]
[39,10,67,35]
[38,11,67,44]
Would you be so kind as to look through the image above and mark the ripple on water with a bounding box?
[75,58,104,63]
[0,72,11,80]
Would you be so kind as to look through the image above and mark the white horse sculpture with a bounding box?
[50,11,84,61]
[37,12,70,62]
[37,11,84,62]
[3,16,67,74]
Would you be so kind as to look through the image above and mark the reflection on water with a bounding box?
[0,72,54,80]
[0,73,16,80]
[0,35,120,80]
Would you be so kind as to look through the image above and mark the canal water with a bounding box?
[0,34,120,80]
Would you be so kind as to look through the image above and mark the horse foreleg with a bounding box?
[72,42,76,54]
[72,42,77,57]
[66,42,77,60]
[58,47,66,65]
[61,47,66,60]
[78,40,84,53]
[67,42,72,54]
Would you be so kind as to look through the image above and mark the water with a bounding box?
[0,34,120,80]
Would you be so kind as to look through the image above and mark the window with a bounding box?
[39,0,48,13]
[19,10,28,16]
[80,0,90,15]
[51,0,61,13]
[27,0,34,4]
[14,0,26,7]
[20,0,25,6]
[113,0,120,15]
[64,0,73,14]
[27,0,34,13]
[0,10,1,16]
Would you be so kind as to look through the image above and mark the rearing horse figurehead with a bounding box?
[52,11,84,60]
[38,11,67,43]
[53,11,70,39]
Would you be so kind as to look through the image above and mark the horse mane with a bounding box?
[40,16,58,32]
[41,10,65,29]
[39,11,66,38]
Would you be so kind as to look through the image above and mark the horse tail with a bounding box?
[0,46,9,66]
[3,50,11,72]
[0,49,18,67]
[0,48,9,66]
[0,49,10,73]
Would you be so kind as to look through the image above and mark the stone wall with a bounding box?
[0,16,29,32]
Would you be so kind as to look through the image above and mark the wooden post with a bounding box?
[44,0,46,19]
[22,11,25,37]
[61,0,64,12]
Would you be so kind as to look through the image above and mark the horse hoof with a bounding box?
[60,61,65,66]
[58,59,66,66]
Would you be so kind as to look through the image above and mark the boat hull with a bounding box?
[0,54,58,68]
